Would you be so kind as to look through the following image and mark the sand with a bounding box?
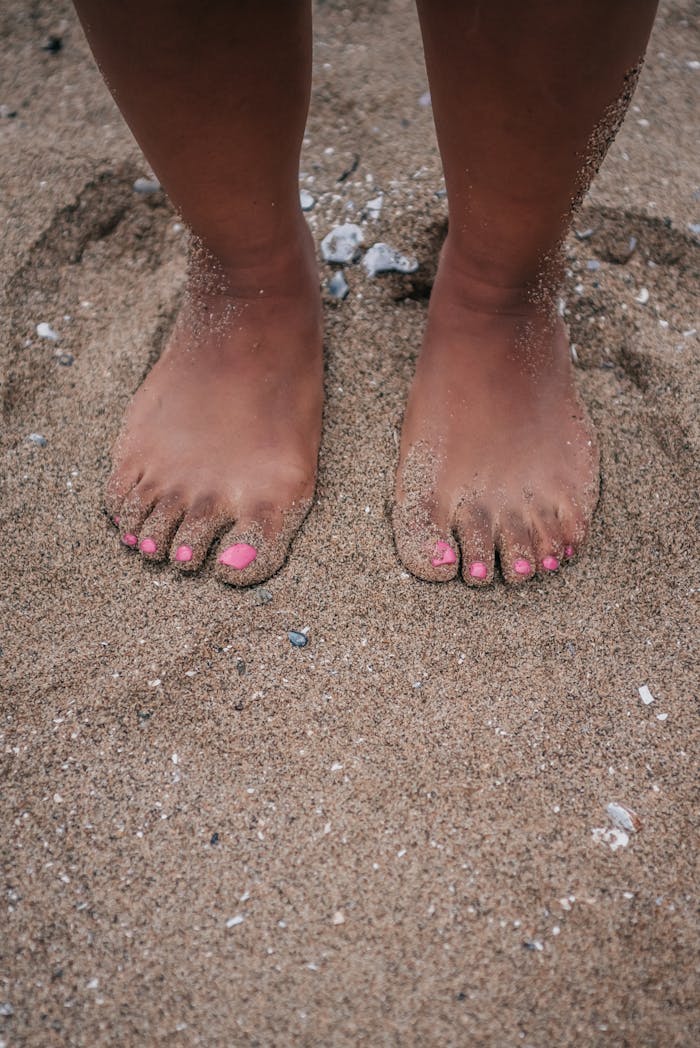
[1,1,699,1045]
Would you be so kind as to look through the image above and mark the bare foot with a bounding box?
[106,223,323,586]
[393,242,600,586]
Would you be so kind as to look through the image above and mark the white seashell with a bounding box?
[321,223,364,263]
[299,189,315,211]
[635,287,649,304]
[606,802,642,833]
[36,322,59,341]
[362,242,418,277]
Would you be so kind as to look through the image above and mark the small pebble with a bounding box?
[320,223,364,264]
[688,222,700,236]
[299,189,315,211]
[27,433,47,446]
[210,832,219,845]
[133,177,161,194]
[41,35,62,54]
[0,1003,13,1016]
[57,353,74,366]
[362,242,419,277]
[606,802,642,833]
[252,587,273,605]
[226,915,244,928]
[574,228,595,240]
[288,630,308,648]
[635,287,649,305]
[586,259,601,271]
[418,91,431,107]
[328,271,349,300]
[36,322,59,341]
[332,910,346,925]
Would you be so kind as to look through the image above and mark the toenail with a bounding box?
[113,514,120,525]
[431,540,457,567]
[122,533,137,547]
[564,545,574,558]
[513,558,532,576]
[219,542,257,570]
[140,537,157,554]
[542,555,559,571]
[469,561,488,580]
[175,544,193,563]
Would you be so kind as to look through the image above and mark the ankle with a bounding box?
[436,233,563,318]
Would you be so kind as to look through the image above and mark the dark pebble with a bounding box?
[210,832,219,846]
[57,353,74,366]
[288,630,308,648]
[41,35,63,53]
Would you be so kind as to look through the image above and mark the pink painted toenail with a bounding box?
[542,555,559,571]
[122,533,137,547]
[140,537,157,555]
[431,540,457,567]
[175,544,193,563]
[469,561,488,580]
[513,558,532,576]
[564,545,574,558]
[113,515,120,525]
[219,542,257,570]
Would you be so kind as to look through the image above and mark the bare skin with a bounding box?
[107,228,323,585]
[394,243,598,585]
[394,0,658,585]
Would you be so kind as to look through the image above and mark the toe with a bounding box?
[557,498,590,561]
[392,498,459,583]
[496,512,536,585]
[214,500,310,587]
[105,467,140,525]
[455,501,495,586]
[138,495,185,561]
[118,483,157,550]
[170,500,231,572]
[531,507,565,575]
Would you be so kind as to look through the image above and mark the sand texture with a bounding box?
[1,1,699,1045]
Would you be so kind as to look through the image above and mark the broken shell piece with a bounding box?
[36,322,59,341]
[635,287,650,305]
[133,177,161,194]
[332,910,345,925]
[328,271,349,300]
[366,193,384,220]
[27,433,47,446]
[299,189,315,211]
[321,223,364,264]
[592,826,629,851]
[362,242,419,277]
[606,802,642,833]
[574,227,595,240]
[638,684,655,705]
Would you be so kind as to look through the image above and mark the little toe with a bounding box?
[392,500,459,582]
[557,499,590,562]
[170,501,231,572]
[497,513,537,585]
[118,484,157,550]
[215,503,308,587]
[455,502,495,586]
[531,509,565,575]
[138,497,184,562]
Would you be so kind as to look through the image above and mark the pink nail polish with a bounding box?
[431,540,457,567]
[175,544,193,563]
[219,542,257,570]
[469,561,488,580]
[542,555,559,571]
[122,533,137,547]
[564,545,574,558]
[513,558,532,576]
[140,537,157,555]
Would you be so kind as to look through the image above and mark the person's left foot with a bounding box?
[393,244,600,586]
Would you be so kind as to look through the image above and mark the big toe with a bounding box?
[214,501,310,587]
[392,499,459,583]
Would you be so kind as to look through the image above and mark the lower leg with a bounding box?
[74,0,321,584]
[394,0,658,585]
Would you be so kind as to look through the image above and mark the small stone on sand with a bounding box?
[288,630,308,648]
[638,684,655,705]
[300,189,315,211]
[27,433,47,446]
[362,242,418,277]
[133,177,161,194]
[36,322,59,341]
[321,223,364,264]
[328,271,349,299]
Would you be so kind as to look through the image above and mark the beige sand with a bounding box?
[1,1,699,1044]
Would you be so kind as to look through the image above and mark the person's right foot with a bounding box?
[106,221,323,586]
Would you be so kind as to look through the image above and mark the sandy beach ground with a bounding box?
[1,1,699,1044]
